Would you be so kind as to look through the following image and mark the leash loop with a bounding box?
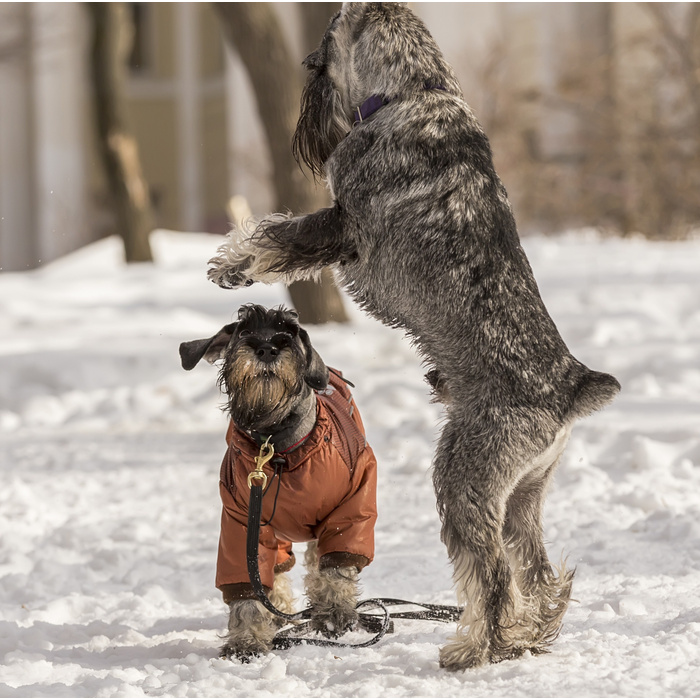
[245,473,464,650]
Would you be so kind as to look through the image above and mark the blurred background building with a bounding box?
[1,2,698,273]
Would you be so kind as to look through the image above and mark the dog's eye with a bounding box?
[270,333,293,347]
[239,330,251,338]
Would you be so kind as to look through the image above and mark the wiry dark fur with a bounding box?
[180,304,328,439]
[207,3,620,670]
[180,305,362,660]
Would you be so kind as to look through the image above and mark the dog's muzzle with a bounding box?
[241,330,294,367]
[250,342,280,365]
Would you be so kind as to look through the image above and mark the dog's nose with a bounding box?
[255,343,280,364]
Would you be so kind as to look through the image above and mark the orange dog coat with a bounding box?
[216,372,378,603]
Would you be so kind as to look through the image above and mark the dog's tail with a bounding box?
[569,368,621,419]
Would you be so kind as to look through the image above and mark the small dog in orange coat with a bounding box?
[180,304,377,660]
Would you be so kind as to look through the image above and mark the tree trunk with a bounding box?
[215,2,348,324]
[87,2,153,263]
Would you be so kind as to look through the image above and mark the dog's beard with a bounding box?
[293,69,350,177]
[219,347,305,432]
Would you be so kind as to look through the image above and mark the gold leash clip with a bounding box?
[248,437,274,490]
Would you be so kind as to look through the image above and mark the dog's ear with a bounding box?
[298,328,329,390]
[179,323,237,370]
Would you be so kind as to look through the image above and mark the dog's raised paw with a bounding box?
[206,265,249,290]
[206,256,252,290]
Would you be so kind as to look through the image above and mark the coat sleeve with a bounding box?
[315,445,378,570]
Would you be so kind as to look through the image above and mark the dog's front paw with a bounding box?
[218,639,265,663]
[220,600,276,662]
[305,565,360,639]
[439,636,489,671]
[310,605,359,639]
[207,256,254,290]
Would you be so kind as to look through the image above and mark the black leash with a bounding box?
[245,439,463,649]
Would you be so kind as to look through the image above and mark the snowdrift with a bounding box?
[1,230,699,697]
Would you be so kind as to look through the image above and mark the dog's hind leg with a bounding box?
[502,426,575,653]
[437,495,520,670]
[434,418,530,670]
[269,570,296,620]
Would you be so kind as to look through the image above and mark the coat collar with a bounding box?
[226,398,329,472]
[242,389,317,454]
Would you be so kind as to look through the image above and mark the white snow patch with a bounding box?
[1,229,699,696]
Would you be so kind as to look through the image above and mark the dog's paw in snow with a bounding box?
[219,600,277,662]
[305,565,360,639]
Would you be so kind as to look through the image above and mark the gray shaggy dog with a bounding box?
[208,3,620,671]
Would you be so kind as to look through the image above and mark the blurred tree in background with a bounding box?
[87,2,154,263]
[479,3,700,240]
[2,3,700,277]
[216,2,348,324]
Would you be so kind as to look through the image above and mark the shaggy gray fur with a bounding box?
[207,3,620,670]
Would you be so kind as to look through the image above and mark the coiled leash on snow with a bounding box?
[246,438,463,650]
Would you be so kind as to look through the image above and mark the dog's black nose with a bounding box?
[255,343,279,364]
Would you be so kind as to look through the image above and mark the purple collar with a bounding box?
[353,94,390,124]
[353,84,446,126]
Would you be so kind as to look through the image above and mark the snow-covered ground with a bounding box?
[1,230,699,697]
